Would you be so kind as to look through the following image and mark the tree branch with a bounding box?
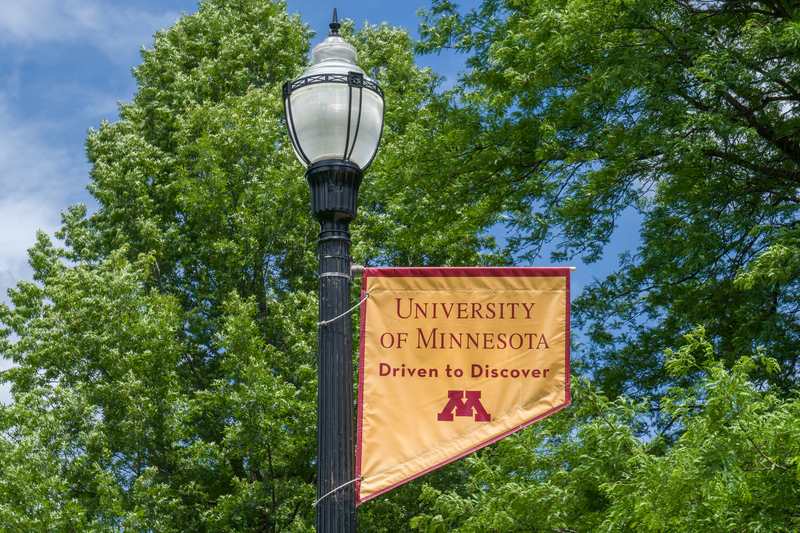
[737,420,789,471]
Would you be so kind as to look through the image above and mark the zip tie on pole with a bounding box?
[318,293,369,328]
[312,477,364,508]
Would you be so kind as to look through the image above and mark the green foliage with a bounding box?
[409,3,800,525]
[4,0,799,530]
[411,329,800,532]
[0,0,503,530]
[0,242,186,531]
[0,244,317,531]
[417,0,800,397]
[344,20,510,268]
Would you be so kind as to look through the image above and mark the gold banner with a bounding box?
[356,267,571,504]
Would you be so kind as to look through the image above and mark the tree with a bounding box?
[411,330,800,532]
[8,0,797,529]
[398,2,800,529]
[0,240,320,532]
[0,0,502,530]
[416,0,800,399]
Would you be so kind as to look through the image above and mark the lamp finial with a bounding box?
[330,8,340,35]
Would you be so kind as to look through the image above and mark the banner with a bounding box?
[356,267,570,504]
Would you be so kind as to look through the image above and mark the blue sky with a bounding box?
[0,0,641,402]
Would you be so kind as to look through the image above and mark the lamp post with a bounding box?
[282,9,384,533]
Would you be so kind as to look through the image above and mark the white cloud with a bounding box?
[0,199,54,271]
[2,66,21,99]
[0,95,92,406]
[0,98,85,193]
[0,96,92,291]
[0,1,201,407]
[1,0,184,63]
[81,90,126,120]
[0,352,14,405]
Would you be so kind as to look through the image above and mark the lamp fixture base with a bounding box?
[306,159,363,226]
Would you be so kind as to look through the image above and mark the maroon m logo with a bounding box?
[437,390,491,422]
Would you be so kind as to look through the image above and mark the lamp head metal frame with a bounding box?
[281,10,385,172]
[282,73,384,171]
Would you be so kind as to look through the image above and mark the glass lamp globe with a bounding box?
[282,11,385,171]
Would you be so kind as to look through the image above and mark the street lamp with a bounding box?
[282,9,384,533]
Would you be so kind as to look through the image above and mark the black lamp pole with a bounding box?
[282,9,384,531]
[308,160,362,532]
